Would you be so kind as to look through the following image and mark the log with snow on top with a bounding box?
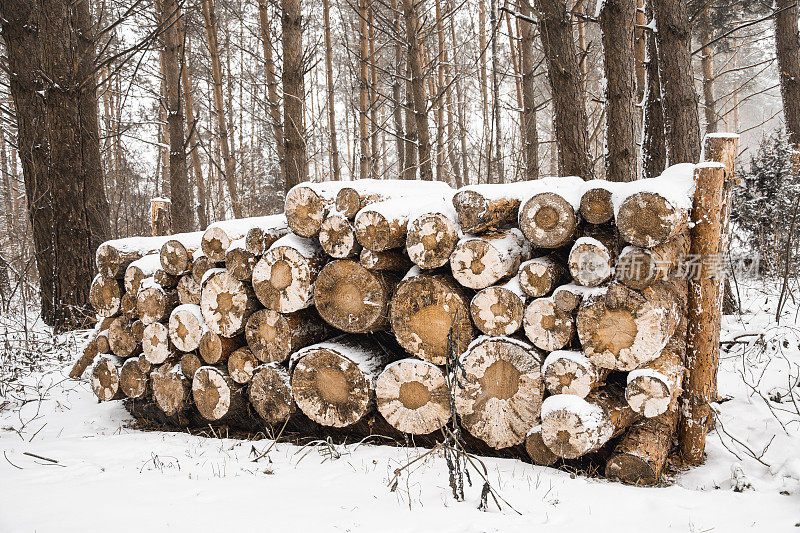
[192,366,250,422]
[613,163,695,248]
[579,180,622,225]
[318,211,361,258]
[568,237,614,287]
[451,180,538,234]
[248,363,295,425]
[190,251,219,284]
[177,274,201,305]
[469,275,527,336]
[136,277,178,324]
[625,333,685,418]
[251,233,326,313]
[130,319,145,344]
[142,322,178,365]
[245,308,329,363]
[290,335,398,428]
[228,347,259,384]
[576,281,682,371]
[615,233,689,290]
[375,358,450,435]
[285,181,351,237]
[225,237,257,281]
[454,336,544,449]
[312,260,398,333]
[523,297,575,351]
[335,178,452,219]
[243,222,292,256]
[158,231,205,276]
[552,283,605,313]
[542,350,606,398]
[108,316,140,358]
[449,228,529,289]
[202,214,288,262]
[70,321,113,379]
[89,275,122,317]
[91,355,123,401]
[180,352,202,379]
[200,269,259,337]
[198,330,244,365]
[354,197,430,252]
[525,425,559,466]
[405,202,461,269]
[518,176,584,248]
[168,304,208,352]
[540,387,640,459]
[153,267,178,290]
[389,268,475,365]
[359,247,412,271]
[95,329,111,355]
[152,363,191,417]
[119,355,151,399]
[124,254,162,294]
[120,291,138,319]
[518,256,568,298]
[96,234,174,279]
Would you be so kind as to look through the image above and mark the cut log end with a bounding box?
[355,210,405,252]
[406,212,460,269]
[160,239,191,276]
[151,363,190,416]
[470,286,525,336]
[616,192,688,248]
[177,274,202,305]
[142,322,175,365]
[90,276,122,317]
[198,331,243,365]
[248,364,295,425]
[245,308,329,363]
[200,271,257,337]
[119,357,150,399]
[579,187,614,225]
[376,358,450,435]
[91,357,122,401]
[519,257,566,298]
[542,351,604,398]
[169,304,206,352]
[519,192,577,248]
[108,316,140,358]
[568,238,613,287]
[285,186,328,237]
[523,298,575,352]
[319,214,361,259]
[137,285,177,325]
[525,426,559,466]
[450,229,527,289]
[192,366,244,421]
[252,240,324,313]
[228,347,258,384]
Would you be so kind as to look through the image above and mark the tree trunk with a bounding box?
[322,0,341,181]
[653,0,701,163]
[519,0,539,180]
[402,0,434,181]
[375,358,450,435]
[698,7,717,134]
[600,0,637,182]
[533,0,592,179]
[775,0,800,144]
[281,0,307,192]
[357,0,371,180]
[642,0,666,179]
[257,0,286,185]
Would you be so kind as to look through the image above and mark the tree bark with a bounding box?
[323,0,341,181]
[281,0,308,191]
[698,7,717,134]
[519,0,539,180]
[775,0,800,145]
[257,0,286,185]
[402,0,434,181]
[642,0,666,179]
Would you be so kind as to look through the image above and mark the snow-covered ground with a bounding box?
[1,279,799,532]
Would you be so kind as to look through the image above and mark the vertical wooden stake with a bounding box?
[151,197,173,236]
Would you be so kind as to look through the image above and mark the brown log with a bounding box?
[190,251,220,284]
[153,267,179,289]
[579,181,616,224]
[375,358,450,435]
[518,180,582,248]
[359,248,413,272]
[605,405,679,485]
[523,297,575,351]
[130,319,146,344]
[120,291,138,319]
[152,362,190,416]
[389,268,475,365]
[136,279,178,324]
[354,199,415,252]
[525,425,559,466]
[150,197,172,236]
[541,386,640,459]
[96,235,172,279]
[568,237,614,287]
[518,256,568,298]
[224,238,256,281]
[626,334,685,417]
[198,331,244,365]
[285,182,350,237]
[542,350,606,398]
[108,315,139,358]
[290,335,397,428]
[202,215,288,262]
[228,347,258,384]
[335,179,452,219]
[576,281,682,371]
[244,223,291,256]
[248,363,295,424]
[245,308,329,364]
[95,330,110,354]
[180,351,203,380]
[124,254,162,293]
[313,260,398,333]
[142,322,178,365]
[454,336,544,449]
[252,234,327,313]
[451,181,535,233]
[551,283,603,313]
[405,206,461,269]
[192,366,249,422]
[615,182,692,248]
[615,233,689,290]
[177,274,202,305]
[450,228,529,289]
[70,337,100,379]
[119,355,151,399]
[90,275,122,317]
[318,211,361,259]
[470,276,527,336]
[158,231,204,276]
[168,304,208,352]
[200,270,259,337]
[91,355,123,401]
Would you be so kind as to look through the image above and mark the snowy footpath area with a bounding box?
[1,280,799,532]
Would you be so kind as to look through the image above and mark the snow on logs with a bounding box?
[518,176,584,249]
[192,366,248,422]
[450,228,529,289]
[470,276,527,336]
[168,304,207,352]
[96,234,173,279]
[523,297,575,351]
[375,358,450,435]
[405,204,461,269]
[89,275,122,317]
[200,270,259,337]
[158,231,204,276]
[542,350,606,398]
[518,256,568,298]
[202,215,288,262]
[335,179,452,219]
[568,237,613,287]
[91,356,123,401]
[318,211,361,259]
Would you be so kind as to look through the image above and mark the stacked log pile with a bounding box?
[73,157,724,486]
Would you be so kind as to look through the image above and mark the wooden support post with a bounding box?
[151,197,173,236]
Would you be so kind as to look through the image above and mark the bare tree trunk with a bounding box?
[403,59,418,180]
[180,30,209,228]
[368,4,380,178]
[519,0,538,180]
[775,0,800,145]
[160,0,192,232]
[391,0,406,178]
[402,0,434,181]
[257,0,286,187]
[698,7,717,133]
[323,0,341,181]
[642,0,666,179]
[489,0,503,182]
[600,0,637,182]
[534,0,593,179]
[450,0,469,184]
[281,0,307,191]
[358,0,371,180]
[478,0,489,182]
[653,0,701,164]
[200,0,242,215]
